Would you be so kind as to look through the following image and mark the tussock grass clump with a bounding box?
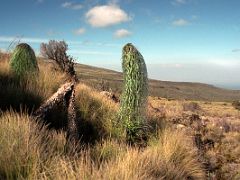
[0,111,65,179]
[0,111,39,179]
[97,128,205,180]
[90,139,127,166]
[75,84,121,143]
[0,58,65,112]
[0,111,204,180]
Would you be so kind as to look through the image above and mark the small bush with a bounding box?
[183,101,201,112]
[232,100,240,110]
[40,40,75,77]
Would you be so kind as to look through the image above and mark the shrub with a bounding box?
[40,40,76,78]
[232,100,240,110]
[119,43,148,145]
[183,101,201,112]
[10,43,39,78]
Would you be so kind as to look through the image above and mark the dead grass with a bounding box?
[148,96,240,179]
[0,110,66,179]
[2,54,239,179]
[0,110,205,180]
[0,58,65,112]
[98,128,205,180]
[0,54,206,180]
[75,83,122,143]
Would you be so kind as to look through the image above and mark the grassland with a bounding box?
[75,62,240,102]
[0,53,240,179]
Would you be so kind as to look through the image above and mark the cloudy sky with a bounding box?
[0,0,240,89]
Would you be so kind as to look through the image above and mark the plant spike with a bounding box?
[10,43,39,78]
[119,43,148,145]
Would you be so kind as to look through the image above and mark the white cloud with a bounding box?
[74,28,86,35]
[0,36,48,43]
[176,0,186,4]
[37,0,44,3]
[62,2,83,10]
[68,50,116,56]
[69,41,120,47]
[0,36,121,50]
[172,18,189,26]
[172,0,187,5]
[62,2,71,7]
[114,29,131,38]
[86,4,131,27]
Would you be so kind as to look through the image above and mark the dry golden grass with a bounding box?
[200,101,240,118]
[3,53,240,179]
[75,83,122,141]
[0,55,206,180]
[98,129,205,180]
[145,90,240,179]
[0,110,67,179]
[0,110,206,180]
[149,97,240,119]
[0,57,66,112]
[149,97,187,118]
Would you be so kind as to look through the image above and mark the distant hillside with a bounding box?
[75,63,240,102]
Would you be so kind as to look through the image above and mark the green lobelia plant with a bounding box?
[10,43,39,78]
[119,43,148,145]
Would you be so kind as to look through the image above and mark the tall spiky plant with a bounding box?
[10,43,39,78]
[119,43,148,145]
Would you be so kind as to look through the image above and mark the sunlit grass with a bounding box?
[1,53,239,179]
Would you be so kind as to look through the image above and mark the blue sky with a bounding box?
[0,0,240,89]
